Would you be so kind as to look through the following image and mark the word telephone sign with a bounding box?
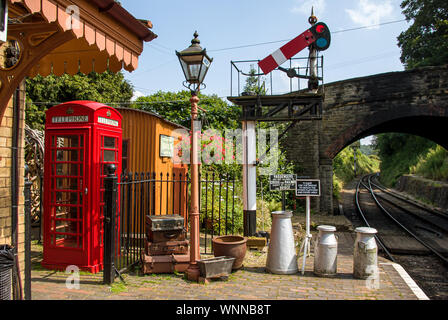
[269,174,297,191]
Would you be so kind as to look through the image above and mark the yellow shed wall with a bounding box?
[118,108,188,219]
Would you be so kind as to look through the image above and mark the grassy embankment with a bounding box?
[332,146,380,200]
[410,145,448,182]
[376,134,448,187]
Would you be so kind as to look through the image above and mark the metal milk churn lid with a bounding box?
[266,211,298,274]
[313,225,338,277]
[353,227,378,280]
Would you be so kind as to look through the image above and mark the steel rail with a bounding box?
[371,192,448,234]
[355,175,396,262]
[369,178,448,221]
[366,175,448,267]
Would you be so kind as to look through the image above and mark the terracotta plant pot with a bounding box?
[212,235,247,270]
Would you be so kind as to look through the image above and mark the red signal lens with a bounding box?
[316,25,325,33]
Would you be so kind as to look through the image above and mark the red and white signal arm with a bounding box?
[258,22,331,75]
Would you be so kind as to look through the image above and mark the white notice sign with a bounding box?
[160,135,174,158]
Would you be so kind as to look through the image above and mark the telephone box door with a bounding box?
[43,130,89,267]
[95,132,122,266]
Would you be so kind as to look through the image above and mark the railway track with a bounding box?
[354,174,448,299]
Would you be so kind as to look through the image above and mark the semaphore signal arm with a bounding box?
[258,22,331,76]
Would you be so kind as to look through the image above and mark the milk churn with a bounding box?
[353,227,378,279]
[266,211,298,274]
[313,225,338,277]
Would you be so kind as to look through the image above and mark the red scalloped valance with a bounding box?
[9,0,156,76]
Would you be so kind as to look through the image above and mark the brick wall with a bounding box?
[0,82,26,298]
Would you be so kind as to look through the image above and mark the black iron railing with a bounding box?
[103,166,239,283]
[200,172,237,254]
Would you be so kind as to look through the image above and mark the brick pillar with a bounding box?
[283,121,321,213]
[319,157,333,214]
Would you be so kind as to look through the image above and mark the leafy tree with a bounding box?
[397,0,448,69]
[25,71,133,130]
[242,65,267,95]
[130,90,241,130]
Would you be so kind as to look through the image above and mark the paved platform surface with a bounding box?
[30,230,427,300]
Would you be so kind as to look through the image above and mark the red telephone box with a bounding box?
[42,101,122,273]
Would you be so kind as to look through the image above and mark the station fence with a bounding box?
[103,168,238,283]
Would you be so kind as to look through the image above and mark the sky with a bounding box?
[119,0,411,144]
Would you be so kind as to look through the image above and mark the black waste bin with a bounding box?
[0,245,14,300]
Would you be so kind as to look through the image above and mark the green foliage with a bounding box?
[374,133,435,186]
[201,177,244,235]
[333,175,343,200]
[242,65,267,95]
[131,90,240,130]
[397,0,448,69]
[332,144,380,198]
[411,145,448,181]
[109,281,128,293]
[256,198,274,231]
[25,71,133,130]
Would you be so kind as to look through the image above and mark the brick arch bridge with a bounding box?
[283,64,448,214]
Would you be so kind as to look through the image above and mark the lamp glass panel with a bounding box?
[179,58,189,80]
[188,63,201,81]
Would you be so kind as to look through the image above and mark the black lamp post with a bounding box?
[176,31,212,282]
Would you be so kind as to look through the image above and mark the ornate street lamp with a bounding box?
[176,31,213,93]
[176,31,212,282]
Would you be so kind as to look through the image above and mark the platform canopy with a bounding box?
[0,0,157,117]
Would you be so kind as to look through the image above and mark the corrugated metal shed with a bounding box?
[117,107,188,219]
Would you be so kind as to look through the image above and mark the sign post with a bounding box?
[296,179,320,274]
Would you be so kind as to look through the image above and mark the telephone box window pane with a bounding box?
[103,164,113,176]
[55,219,77,234]
[55,206,78,219]
[55,163,79,176]
[56,178,79,190]
[56,150,79,162]
[103,150,116,162]
[55,234,77,248]
[55,136,79,148]
[56,192,78,205]
[103,136,116,148]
